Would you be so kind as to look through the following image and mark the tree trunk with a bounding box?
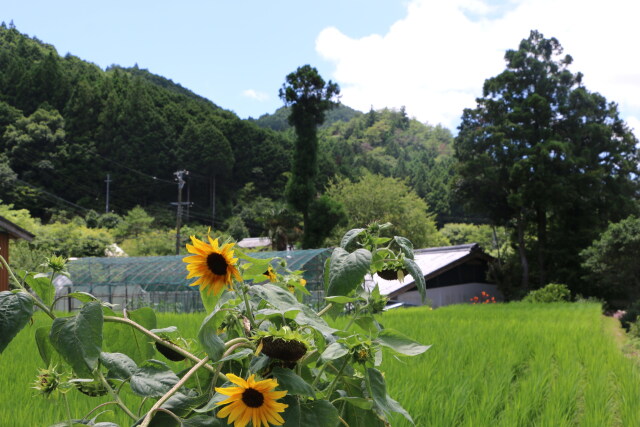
[517,213,529,291]
[536,206,547,287]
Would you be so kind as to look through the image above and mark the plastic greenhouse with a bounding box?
[53,248,332,312]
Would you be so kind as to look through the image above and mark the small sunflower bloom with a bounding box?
[215,373,288,427]
[183,235,242,295]
[264,266,277,282]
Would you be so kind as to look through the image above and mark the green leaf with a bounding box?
[198,309,226,362]
[393,236,414,259]
[249,284,336,337]
[376,329,430,356]
[130,360,180,398]
[100,352,138,380]
[35,326,57,366]
[216,348,253,363]
[323,296,362,304]
[149,326,178,334]
[403,258,426,303]
[340,228,365,251]
[68,292,99,303]
[320,342,348,362]
[280,396,339,427]
[103,307,156,364]
[327,248,372,297]
[25,273,55,307]
[270,366,315,397]
[0,291,34,354]
[333,396,373,410]
[182,416,226,426]
[49,302,103,377]
[199,287,221,314]
[366,368,414,424]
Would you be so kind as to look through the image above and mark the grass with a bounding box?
[1,303,639,426]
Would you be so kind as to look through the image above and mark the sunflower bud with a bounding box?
[33,367,61,397]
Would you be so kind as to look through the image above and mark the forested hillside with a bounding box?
[0,24,458,238]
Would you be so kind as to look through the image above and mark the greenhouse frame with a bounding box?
[53,248,332,312]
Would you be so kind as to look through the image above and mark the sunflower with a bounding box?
[183,235,242,295]
[263,266,277,282]
[215,373,288,427]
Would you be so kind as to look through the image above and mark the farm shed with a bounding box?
[0,215,35,291]
[53,248,332,312]
[366,243,501,307]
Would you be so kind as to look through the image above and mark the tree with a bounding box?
[455,30,639,292]
[279,65,340,248]
[325,174,447,248]
[581,216,640,302]
[116,205,154,239]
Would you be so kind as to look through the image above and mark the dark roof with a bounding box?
[366,243,494,297]
[0,215,35,241]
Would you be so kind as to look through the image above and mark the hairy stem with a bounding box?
[140,356,210,427]
[0,255,56,319]
[96,370,136,421]
[103,316,215,374]
[317,303,333,317]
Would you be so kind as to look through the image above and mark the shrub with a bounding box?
[620,300,640,331]
[523,283,571,303]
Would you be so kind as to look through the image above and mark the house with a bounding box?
[366,243,501,308]
[0,215,35,291]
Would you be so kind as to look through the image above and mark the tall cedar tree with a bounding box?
[279,65,340,247]
[455,30,639,293]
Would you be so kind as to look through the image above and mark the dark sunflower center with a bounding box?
[241,388,264,408]
[207,253,228,275]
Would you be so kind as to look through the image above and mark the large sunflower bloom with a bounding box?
[216,373,288,427]
[183,235,242,295]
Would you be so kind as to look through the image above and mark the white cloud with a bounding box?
[242,89,269,102]
[316,0,640,135]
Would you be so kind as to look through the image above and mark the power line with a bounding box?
[14,178,90,214]
[94,153,175,184]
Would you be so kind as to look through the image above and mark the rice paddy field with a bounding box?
[1,302,639,426]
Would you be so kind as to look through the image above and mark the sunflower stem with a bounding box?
[96,370,137,421]
[104,316,215,374]
[140,356,210,427]
[225,337,251,348]
[0,255,55,319]
[240,285,258,330]
[317,303,333,317]
[325,357,349,399]
[82,401,119,421]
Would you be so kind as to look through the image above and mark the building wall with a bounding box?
[0,234,8,291]
[397,283,503,308]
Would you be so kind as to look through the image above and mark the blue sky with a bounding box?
[3,0,640,135]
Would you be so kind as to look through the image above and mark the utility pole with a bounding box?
[105,173,112,213]
[174,170,189,255]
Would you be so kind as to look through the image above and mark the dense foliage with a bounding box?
[455,30,639,296]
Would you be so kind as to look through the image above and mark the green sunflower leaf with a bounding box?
[130,360,179,398]
[198,308,226,362]
[35,326,61,366]
[320,342,349,362]
[0,291,34,354]
[49,302,103,377]
[403,257,426,303]
[366,368,414,425]
[100,352,138,380]
[340,228,365,251]
[376,329,430,356]
[24,272,55,307]
[393,236,414,259]
[103,307,156,364]
[327,248,371,297]
[280,396,339,427]
[271,366,315,397]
